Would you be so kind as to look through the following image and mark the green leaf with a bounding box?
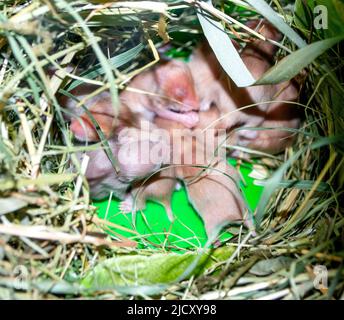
[81,247,234,291]
[245,0,307,48]
[294,0,313,32]
[255,179,331,192]
[196,1,308,87]
[256,35,344,84]
[0,197,28,215]
[57,0,119,115]
[196,1,255,87]
[255,135,343,229]
[66,43,144,92]
[294,0,344,38]
[0,139,14,165]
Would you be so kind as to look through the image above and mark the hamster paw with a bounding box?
[119,196,134,214]
[238,129,258,141]
[230,149,250,160]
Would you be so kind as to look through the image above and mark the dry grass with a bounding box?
[0,0,343,299]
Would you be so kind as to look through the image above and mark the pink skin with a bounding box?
[120,59,200,130]
[153,60,200,128]
[117,20,299,235]
[155,107,199,128]
[177,158,251,237]
[119,106,254,237]
[65,59,201,142]
[59,20,299,236]
[62,19,299,152]
[70,112,115,142]
[120,60,298,234]
[188,20,300,152]
[76,127,164,200]
[119,167,177,222]
[57,62,199,201]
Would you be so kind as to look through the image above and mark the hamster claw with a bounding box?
[175,182,183,191]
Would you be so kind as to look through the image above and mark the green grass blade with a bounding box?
[256,35,344,84]
[196,1,255,87]
[245,0,307,48]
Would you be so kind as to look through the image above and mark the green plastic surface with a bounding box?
[95,159,264,251]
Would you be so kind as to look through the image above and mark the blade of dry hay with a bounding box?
[0,223,136,248]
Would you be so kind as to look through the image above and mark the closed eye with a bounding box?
[174,87,187,99]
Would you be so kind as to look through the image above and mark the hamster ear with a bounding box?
[70,113,115,142]
[70,116,97,141]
